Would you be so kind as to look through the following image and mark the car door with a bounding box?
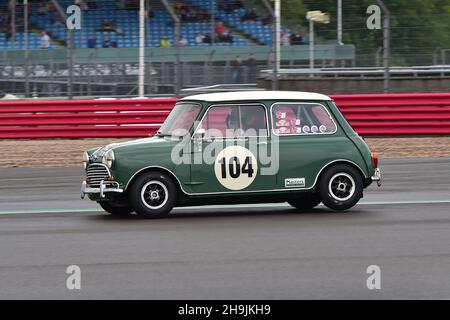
[190,103,276,194]
[271,101,346,190]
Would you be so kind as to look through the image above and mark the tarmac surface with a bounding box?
[0,157,449,299]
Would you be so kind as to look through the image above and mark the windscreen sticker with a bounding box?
[214,146,258,190]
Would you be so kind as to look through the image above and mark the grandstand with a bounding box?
[0,0,355,97]
[186,0,280,45]
[1,0,270,50]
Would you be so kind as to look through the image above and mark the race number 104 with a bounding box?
[222,304,271,317]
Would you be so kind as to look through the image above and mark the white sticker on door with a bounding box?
[285,178,305,188]
[214,146,258,190]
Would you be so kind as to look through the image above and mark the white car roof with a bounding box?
[180,91,332,102]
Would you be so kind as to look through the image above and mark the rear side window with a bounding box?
[271,103,337,135]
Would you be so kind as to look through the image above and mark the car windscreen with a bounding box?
[157,103,201,137]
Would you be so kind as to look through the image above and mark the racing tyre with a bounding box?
[129,172,176,218]
[288,194,321,211]
[99,201,134,216]
[318,164,363,211]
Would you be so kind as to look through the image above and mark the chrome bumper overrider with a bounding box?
[371,168,382,187]
[81,180,123,199]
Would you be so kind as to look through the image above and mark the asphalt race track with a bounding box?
[0,157,450,299]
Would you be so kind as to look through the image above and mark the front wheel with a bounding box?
[318,164,363,211]
[288,194,321,211]
[99,201,134,216]
[129,172,177,218]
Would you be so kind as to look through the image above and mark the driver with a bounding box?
[241,108,266,135]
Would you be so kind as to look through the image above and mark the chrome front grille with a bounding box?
[86,164,110,187]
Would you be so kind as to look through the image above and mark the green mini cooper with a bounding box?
[81,91,381,218]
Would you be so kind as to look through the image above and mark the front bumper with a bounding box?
[371,168,382,187]
[81,180,123,199]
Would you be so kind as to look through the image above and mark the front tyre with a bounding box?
[288,194,321,211]
[99,201,134,216]
[318,164,363,211]
[129,172,177,218]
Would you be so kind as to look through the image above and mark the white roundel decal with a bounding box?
[214,146,258,190]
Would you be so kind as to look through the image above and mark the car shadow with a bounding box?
[88,205,370,222]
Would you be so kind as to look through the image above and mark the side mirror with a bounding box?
[195,128,206,138]
[193,128,206,152]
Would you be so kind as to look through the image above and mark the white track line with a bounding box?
[0,199,450,215]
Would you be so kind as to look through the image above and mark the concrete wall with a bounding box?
[0,45,355,64]
[257,76,450,94]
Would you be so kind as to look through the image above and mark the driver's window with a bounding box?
[199,106,238,138]
[199,105,267,138]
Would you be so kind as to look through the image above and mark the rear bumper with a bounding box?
[371,168,382,187]
[81,180,123,199]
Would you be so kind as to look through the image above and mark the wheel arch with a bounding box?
[125,166,185,196]
[315,160,367,189]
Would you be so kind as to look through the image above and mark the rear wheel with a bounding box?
[318,164,363,210]
[288,194,321,211]
[99,201,134,216]
[129,172,177,218]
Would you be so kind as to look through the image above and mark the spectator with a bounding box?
[102,36,112,48]
[195,32,205,45]
[75,0,88,11]
[262,12,274,25]
[246,53,257,82]
[110,20,124,35]
[215,22,226,36]
[124,0,138,10]
[219,0,231,13]
[198,11,211,22]
[52,15,64,25]
[290,32,304,45]
[86,0,97,9]
[100,19,113,32]
[231,56,243,83]
[241,8,258,22]
[185,8,199,22]
[281,30,290,46]
[146,6,154,19]
[173,2,185,11]
[37,3,51,16]
[40,31,51,49]
[98,19,123,35]
[224,31,233,43]
[220,0,243,13]
[178,36,188,47]
[87,35,97,48]
[215,22,233,43]
[202,33,212,44]
[160,36,171,48]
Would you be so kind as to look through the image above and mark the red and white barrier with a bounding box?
[1,93,450,138]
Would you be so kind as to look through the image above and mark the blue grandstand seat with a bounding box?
[0,0,258,50]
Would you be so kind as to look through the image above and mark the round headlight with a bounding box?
[82,152,89,169]
[102,149,115,168]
